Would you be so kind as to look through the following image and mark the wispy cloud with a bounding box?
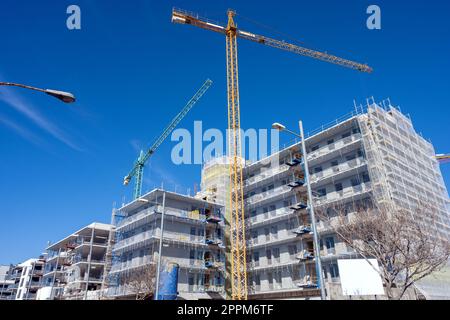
[0,88,83,151]
[0,115,45,148]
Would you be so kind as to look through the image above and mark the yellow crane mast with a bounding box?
[172,7,372,300]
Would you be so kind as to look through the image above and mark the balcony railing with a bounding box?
[116,206,219,231]
[114,229,220,253]
[247,208,294,226]
[245,164,290,186]
[308,133,362,161]
[245,185,292,206]
[310,157,366,184]
[314,182,372,206]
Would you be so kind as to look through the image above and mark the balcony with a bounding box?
[72,256,106,265]
[245,164,290,188]
[247,208,295,227]
[308,133,362,164]
[248,228,300,249]
[314,182,372,207]
[310,157,366,185]
[116,206,213,232]
[75,239,108,247]
[245,185,292,207]
[113,229,220,253]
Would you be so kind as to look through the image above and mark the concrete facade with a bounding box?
[41,222,112,300]
[200,99,449,299]
[106,189,225,300]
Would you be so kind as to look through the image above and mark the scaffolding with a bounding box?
[106,191,226,299]
[357,100,449,237]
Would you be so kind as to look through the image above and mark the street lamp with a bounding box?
[272,120,327,300]
[0,82,76,103]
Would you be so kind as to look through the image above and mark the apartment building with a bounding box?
[41,222,112,300]
[106,189,225,300]
[7,257,46,300]
[0,265,15,300]
[201,99,449,299]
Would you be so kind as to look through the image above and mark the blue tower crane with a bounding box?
[123,79,213,199]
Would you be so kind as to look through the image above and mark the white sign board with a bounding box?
[337,259,385,296]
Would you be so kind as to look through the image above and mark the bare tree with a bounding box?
[120,263,157,300]
[317,203,450,300]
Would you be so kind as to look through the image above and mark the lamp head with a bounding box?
[271,122,286,131]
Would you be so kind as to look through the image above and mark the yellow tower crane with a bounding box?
[172,7,372,300]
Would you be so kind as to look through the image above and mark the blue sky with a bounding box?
[0,0,449,264]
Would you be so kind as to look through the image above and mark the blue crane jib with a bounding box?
[123,79,213,199]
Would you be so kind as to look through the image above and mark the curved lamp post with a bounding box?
[0,82,75,103]
[272,120,327,300]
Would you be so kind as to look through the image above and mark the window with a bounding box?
[287,220,296,231]
[330,263,340,278]
[362,172,370,183]
[262,187,267,193]
[254,252,260,267]
[263,207,269,219]
[352,127,360,134]
[346,154,356,161]
[250,210,257,218]
[271,225,278,239]
[317,188,327,197]
[314,166,322,173]
[251,230,258,244]
[335,183,343,192]
[283,199,292,207]
[188,277,195,292]
[331,160,339,167]
[255,274,261,290]
[273,248,280,263]
[265,228,270,241]
[325,237,335,249]
[266,249,272,264]
[268,184,274,191]
[275,271,282,289]
[357,149,364,158]
[267,272,274,289]
[327,139,334,145]
[351,178,361,187]
[288,245,298,258]
[269,204,276,212]
[311,145,320,151]
[342,131,351,139]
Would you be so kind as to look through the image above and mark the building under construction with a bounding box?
[41,222,112,300]
[105,189,225,300]
[198,98,450,299]
[100,98,449,300]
